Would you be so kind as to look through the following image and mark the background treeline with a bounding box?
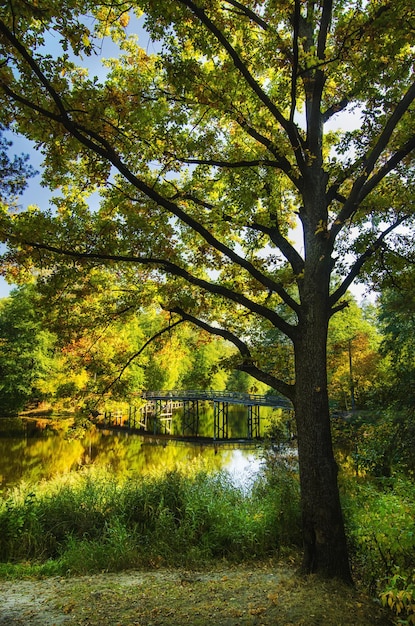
[0,283,238,415]
[0,280,413,417]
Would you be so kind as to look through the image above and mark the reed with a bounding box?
[0,462,301,576]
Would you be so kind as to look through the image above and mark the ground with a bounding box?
[0,560,394,626]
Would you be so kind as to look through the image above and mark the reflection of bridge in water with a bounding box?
[98,390,292,441]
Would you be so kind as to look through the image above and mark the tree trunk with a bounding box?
[293,291,352,583]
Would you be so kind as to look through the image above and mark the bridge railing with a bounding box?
[142,389,292,408]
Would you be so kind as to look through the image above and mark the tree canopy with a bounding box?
[0,0,414,581]
[0,1,413,386]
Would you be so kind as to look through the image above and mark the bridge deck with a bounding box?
[142,390,292,408]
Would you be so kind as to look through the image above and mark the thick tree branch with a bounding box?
[359,135,415,202]
[0,19,70,120]
[317,0,333,59]
[289,0,300,124]
[363,82,415,177]
[249,219,304,278]
[330,81,415,237]
[329,214,410,307]
[170,156,281,169]
[170,151,301,190]
[223,0,269,31]
[300,2,330,155]
[233,117,302,189]
[326,154,366,206]
[169,306,295,401]
[168,189,215,211]
[322,97,350,123]
[329,135,415,242]
[330,300,349,316]
[15,238,297,339]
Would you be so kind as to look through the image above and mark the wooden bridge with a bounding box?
[96,390,292,441]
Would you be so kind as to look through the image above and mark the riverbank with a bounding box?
[0,560,393,626]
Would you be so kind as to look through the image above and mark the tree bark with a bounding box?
[293,279,352,582]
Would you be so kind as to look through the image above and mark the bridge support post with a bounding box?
[128,405,137,430]
[152,400,173,434]
[182,400,200,436]
[247,405,260,439]
[139,401,155,431]
[214,401,229,440]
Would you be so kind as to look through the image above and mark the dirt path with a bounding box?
[0,562,394,626]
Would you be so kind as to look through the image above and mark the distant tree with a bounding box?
[0,286,56,414]
[144,323,232,391]
[378,285,415,410]
[327,299,384,411]
[180,332,233,390]
[20,271,233,407]
[1,0,415,580]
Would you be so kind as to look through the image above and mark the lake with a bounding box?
[0,411,271,495]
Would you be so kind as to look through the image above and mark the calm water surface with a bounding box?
[0,413,266,495]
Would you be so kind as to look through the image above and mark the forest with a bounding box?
[0,0,415,622]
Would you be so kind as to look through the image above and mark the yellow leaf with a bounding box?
[119,13,130,28]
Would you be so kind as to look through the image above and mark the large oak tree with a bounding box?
[1,0,415,581]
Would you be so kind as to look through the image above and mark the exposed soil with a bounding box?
[0,560,394,626]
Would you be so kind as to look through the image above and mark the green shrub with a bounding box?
[342,474,415,622]
[380,569,415,625]
[332,411,415,477]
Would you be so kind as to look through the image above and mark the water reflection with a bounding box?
[0,416,264,494]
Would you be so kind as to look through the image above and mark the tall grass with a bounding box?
[0,461,301,577]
